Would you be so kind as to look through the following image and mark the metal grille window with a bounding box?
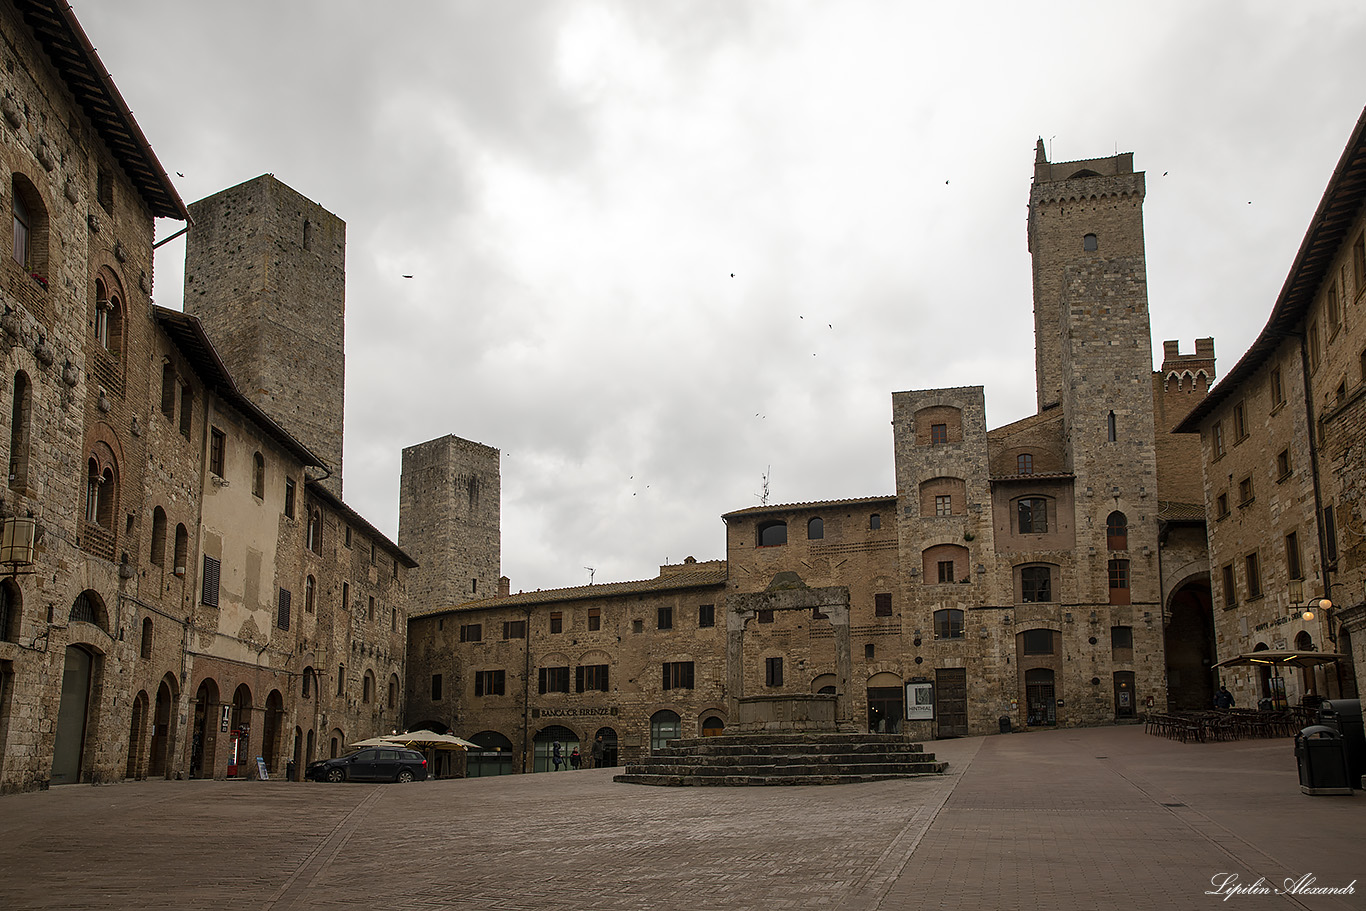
[277,588,291,630]
[662,661,695,690]
[71,591,98,624]
[577,664,609,692]
[202,555,221,607]
[538,666,570,694]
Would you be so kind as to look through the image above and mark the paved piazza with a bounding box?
[0,726,1359,910]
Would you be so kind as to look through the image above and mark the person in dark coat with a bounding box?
[1214,686,1234,709]
[551,740,563,771]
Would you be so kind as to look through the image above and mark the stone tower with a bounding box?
[1029,142,1160,608]
[183,175,346,494]
[398,435,502,611]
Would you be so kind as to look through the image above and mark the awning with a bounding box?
[1212,650,1347,669]
[350,731,477,751]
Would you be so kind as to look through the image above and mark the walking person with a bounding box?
[570,746,581,770]
[551,740,563,771]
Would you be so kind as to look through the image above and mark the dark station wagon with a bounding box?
[306,748,429,783]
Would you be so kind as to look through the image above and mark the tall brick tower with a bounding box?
[398,435,502,611]
[183,175,346,494]
[1028,141,1160,611]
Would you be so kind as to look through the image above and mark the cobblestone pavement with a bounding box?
[0,726,1359,911]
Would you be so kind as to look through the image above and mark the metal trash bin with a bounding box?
[1295,725,1353,796]
[1318,699,1365,788]
[998,716,1011,734]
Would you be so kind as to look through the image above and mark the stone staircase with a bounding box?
[613,732,948,786]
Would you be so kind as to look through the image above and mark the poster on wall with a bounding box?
[906,682,935,720]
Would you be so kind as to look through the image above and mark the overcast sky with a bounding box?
[76,1,1365,597]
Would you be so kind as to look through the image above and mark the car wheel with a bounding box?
[396,769,415,783]
[326,768,345,783]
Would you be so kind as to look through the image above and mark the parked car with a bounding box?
[306,748,429,783]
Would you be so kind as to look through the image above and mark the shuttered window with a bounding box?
[278,588,291,630]
[202,555,220,607]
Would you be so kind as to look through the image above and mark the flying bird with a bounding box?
[402,274,414,279]
[176,171,184,177]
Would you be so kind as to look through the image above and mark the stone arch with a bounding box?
[69,589,109,633]
[149,674,177,778]
[190,677,220,778]
[93,266,127,359]
[261,689,285,773]
[126,689,150,779]
[1164,572,1214,712]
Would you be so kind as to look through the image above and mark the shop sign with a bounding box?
[531,707,619,718]
[905,682,934,720]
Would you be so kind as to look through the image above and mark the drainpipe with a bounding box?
[1296,335,1333,635]
[523,605,532,773]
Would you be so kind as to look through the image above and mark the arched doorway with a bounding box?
[261,690,284,773]
[867,672,904,733]
[701,716,725,737]
[1164,578,1215,712]
[593,727,619,767]
[52,645,96,785]
[649,711,680,754]
[1025,668,1056,726]
[467,731,514,777]
[1295,631,1319,701]
[533,724,579,772]
[149,676,176,778]
[126,690,149,779]
[305,729,316,769]
[191,678,220,779]
[230,684,253,777]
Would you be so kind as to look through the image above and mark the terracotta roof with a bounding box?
[722,495,896,519]
[14,1,187,220]
[1158,500,1207,522]
[1176,107,1366,432]
[990,471,1074,482]
[409,564,729,618]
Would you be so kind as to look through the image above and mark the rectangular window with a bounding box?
[936,560,956,583]
[284,477,296,518]
[337,664,345,697]
[662,661,695,690]
[1211,421,1225,459]
[1276,449,1292,480]
[391,608,397,632]
[935,495,952,517]
[277,587,291,630]
[1020,566,1051,603]
[1108,559,1130,605]
[1354,232,1365,295]
[1285,531,1303,581]
[1245,552,1262,600]
[765,656,783,687]
[588,608,601,631]
[538,666,570,694]
[549,611,563,634]
[1270,367,1284,409]
[431,674,443,701]
[930,423,948,444]
[1216,493,1230,519]
[474,669,505,697]
[179,386,193,439]
[757,609,774,623]
[1327,281,1341,332]
[503,620,526,640]
[209,427,225,477]
[576,664,609,693]
[1111,626,1133,653]
[1222,564,1237,609]
[1309,321,1321,371]
[1022,629,1053,655]
[201,554,220,607]
[344,526,352,547]
[460,623,482,643]
[657,606,673,630]
[874,593,892,617]
[698,604,714,628]
[1232,402,1247,442]
[1324,505,1338,563]
[632,619,643,634]
[1017,498,1048,534]
[1238,476,1254,505]
[160,365,176,418]
[341,581,349,612]
[934,608,964,640]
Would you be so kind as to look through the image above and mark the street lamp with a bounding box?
[1301,598,1332,622]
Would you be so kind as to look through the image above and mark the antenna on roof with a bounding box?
[755,466,771,506]
[584,567,595,585]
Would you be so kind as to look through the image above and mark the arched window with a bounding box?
[307,509,322,554]
[388,674,399,709]
[807,517,824,540]
[302,666,313,699]
[140,617,153,659]
[650,710,681,753]
[304,575,315,614]
[150,507,167,566]
[93,277,124,357]
[1107,512,1128,550]
[85,454,117,528]
[9,371,32,490]
[70,590,107,630]
[252,452,265,499]
[1083,233,1098,252]
[1017,453,1034,475]
[173,524,189,576]
[160,363,176,418]
[1107,410,1117,442]
[362,671,374,704]
[757,520,787,547]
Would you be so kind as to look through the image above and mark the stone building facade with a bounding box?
[0,2,412,792]
[402,142,1219,763]
[1177,109,1366,709]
